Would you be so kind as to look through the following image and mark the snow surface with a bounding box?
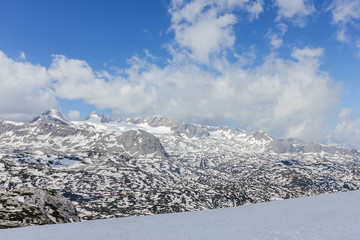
[1,190,359,240]
[75,120,172,136]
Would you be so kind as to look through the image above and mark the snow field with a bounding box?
[1,190,359,240]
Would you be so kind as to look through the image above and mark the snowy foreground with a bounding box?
[2,190,359,240]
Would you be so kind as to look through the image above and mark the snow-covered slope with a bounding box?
[1,110,360,224]
[1,110,357,157]
[0,110,169,158]
[30,109,71,126]
[1,190,359,240]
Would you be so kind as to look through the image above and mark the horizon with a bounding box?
[1,108,358,148]
[0,0,359,145]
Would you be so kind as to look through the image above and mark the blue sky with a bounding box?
[0,0,359,145]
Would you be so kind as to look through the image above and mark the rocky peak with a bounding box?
[268,139,294,153]
[141,115,175,127]
[85,111,100,121]
[250,131,273,142]
[100,113,117,123]
[30,109,71,126]
[118,130,169,158]
[174,123,210,138]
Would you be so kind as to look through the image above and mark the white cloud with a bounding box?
[0,51,57,121]
[328,0,360,24]
[331,108,360,147]
[277,23,288,35]
[267,23,288,49]
[19,52,26,60]
[269,33,283,49]
[171,9,236,64]
[339,107,353,120]
[0,1,351,145]
[48,46,339,142]
[246,0,264,21]
[168,0,264,64]
[336,28,349,43]
[291,47,324,61]
[48,54,160,115]
[328,0,360,50]
[356,39,360,48]
[274,0,315,27]
[0,46,345,143]
[355,39,360,57]
[67,110,81,121]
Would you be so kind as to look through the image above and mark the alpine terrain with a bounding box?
[1,109,359,227]
[2,190,359,240]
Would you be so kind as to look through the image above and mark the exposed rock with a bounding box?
[174,123,209,138]
[85,111,100,121]
[302,142,323,153]
[0,114,165,157]
[118,130,168,158]
[100,113,115,123]
[31,110,71,126]
[142,115,175,128]
[269,139,294,153]
[0,188,79,229]
[251,131,273,142]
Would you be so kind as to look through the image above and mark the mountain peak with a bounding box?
[251,130,273,142]
[141,115,175,127]
[85,111,100,120]
[30,109,71,125]
[100,113,118,123]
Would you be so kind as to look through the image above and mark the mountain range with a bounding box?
[1,109,359,227]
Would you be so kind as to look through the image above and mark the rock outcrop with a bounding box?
[0,188,79,229]
[118,130,168,158]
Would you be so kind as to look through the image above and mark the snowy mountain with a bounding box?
[1,190,359,240]
[0,110,360,227]
[0,110,168,158]
[30,109,71,126]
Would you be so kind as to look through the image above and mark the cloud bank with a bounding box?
[0,51,57,121]
[0,45,339,142]
[0,0,358,146]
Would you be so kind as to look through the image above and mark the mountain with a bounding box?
[0,110,359,223]
[2,190,359,239]
[138,115,210,138]
[30,109,71,126]
[0,110,168,158]
[118,129,168,158]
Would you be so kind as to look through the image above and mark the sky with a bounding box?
[0,0,359,146]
